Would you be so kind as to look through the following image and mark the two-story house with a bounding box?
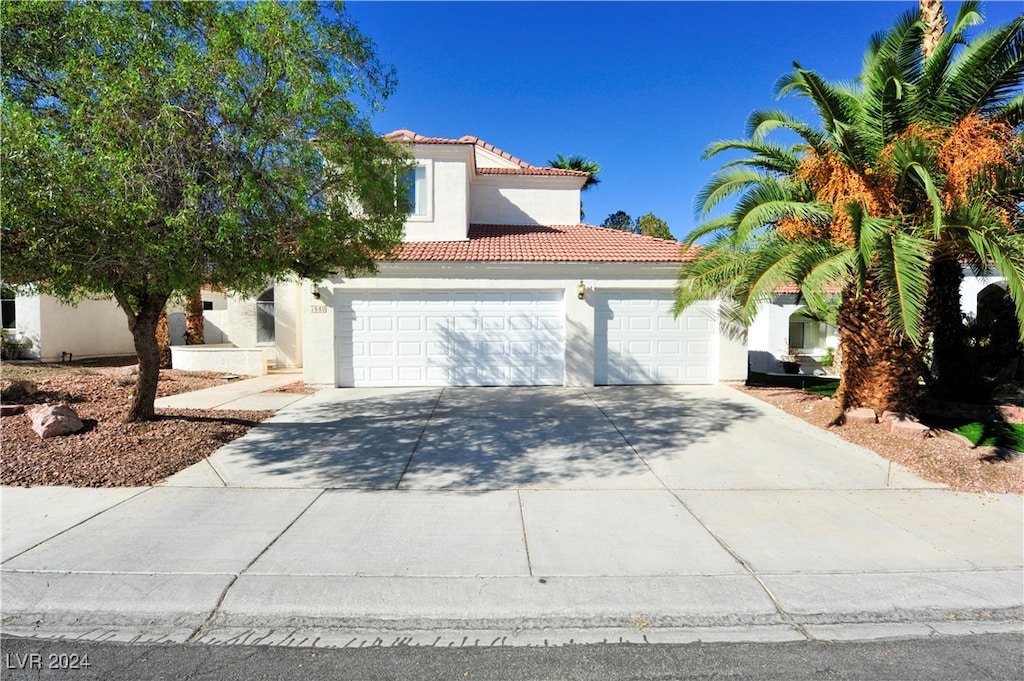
[290,130,748,388]
[8,131,750,387]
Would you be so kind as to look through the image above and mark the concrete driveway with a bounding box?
[162,384,940,490]
[3,385,1021,646]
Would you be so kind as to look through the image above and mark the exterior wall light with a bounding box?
[577,280,586,300]
[310,282,321,299]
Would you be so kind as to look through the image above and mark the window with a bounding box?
[788,319,805,349]
[404,165,428,216]
[202,300,213,311]
[1,287,14,329]
[256,288,275,343]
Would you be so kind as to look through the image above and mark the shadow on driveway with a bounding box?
[204,386,764,489]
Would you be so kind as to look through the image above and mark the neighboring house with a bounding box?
[748,270,1015,376]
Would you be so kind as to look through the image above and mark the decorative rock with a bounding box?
[889,418,933,439]
[29,403,84,438]
[116,364,140,377]
[844,407,877,424]
[881,410,919,424]
[0,404,24,417]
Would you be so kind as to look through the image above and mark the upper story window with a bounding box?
[404,165,428,216]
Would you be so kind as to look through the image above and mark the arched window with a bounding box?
[256,288,275,343]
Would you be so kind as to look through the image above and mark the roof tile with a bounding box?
[391,224,694,263]
[383,129,589,177]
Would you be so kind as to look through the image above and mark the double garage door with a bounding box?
[336,291,565,387]
[335,290,716,387]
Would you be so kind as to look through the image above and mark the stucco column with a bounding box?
[300,280,336,388]
[564,281,595,387]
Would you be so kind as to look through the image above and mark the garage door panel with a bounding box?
[337,291,565,387]
[596,292,716,385]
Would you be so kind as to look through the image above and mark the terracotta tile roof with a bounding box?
[383,129,589,178]
[391,224,694,263]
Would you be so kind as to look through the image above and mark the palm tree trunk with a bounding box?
[926,255,968,399]
[155,309,172,369]
[185,290,205,345]
[836,279,924,415]
[920,0,947,59]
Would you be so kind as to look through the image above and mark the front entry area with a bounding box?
[335,291,565,387]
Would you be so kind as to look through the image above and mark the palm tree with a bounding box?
[548,153,600,219]
[677,3,1024,415]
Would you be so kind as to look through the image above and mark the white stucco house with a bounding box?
[748,271,1015,376]
[4,130,755,384]
[175,131,746,386]
[288,130,748,388]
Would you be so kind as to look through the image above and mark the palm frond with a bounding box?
[745,109,829,151]
[941,17,1024,122]
[700,138,803,174]
[858,11,924,151]
[693,168,772,218]
[683,215,739,246]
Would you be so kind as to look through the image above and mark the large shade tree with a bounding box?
[676,2,1023,415]
[1,1,412,422]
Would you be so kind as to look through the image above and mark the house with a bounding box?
[297,130,749,388]
[748,270,1015,376]
[208,130,748,387]
[6,131,750,385]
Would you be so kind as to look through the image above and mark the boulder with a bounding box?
[889,419,933,439]
[844,407,877,425]
[29,403,84,439]
[881,410,918,424]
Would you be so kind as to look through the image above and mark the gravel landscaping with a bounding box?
[1,358,271,487]
[736,385,1024,495]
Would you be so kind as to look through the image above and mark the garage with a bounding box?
[595,291,717,385]
[336,291,565,387]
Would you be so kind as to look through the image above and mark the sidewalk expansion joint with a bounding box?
[584,390,814,642]
[393,388,444,490]
[0,487,153,565]
[184,488,327,644]
[516,489,535,577]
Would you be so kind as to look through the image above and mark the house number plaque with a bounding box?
[310,304,328,314]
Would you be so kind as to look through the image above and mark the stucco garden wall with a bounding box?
[15,295,135,361]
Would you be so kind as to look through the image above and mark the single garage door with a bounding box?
[336,291,565,387]
[595,291,716,385]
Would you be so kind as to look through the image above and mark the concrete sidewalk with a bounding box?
[2,384,1022,647]
[154,369,306,411]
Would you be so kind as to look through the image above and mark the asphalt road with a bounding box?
[2,634,1021,680]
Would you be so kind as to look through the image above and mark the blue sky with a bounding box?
[346,1,1023,239]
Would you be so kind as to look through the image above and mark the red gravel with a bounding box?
[734,384,1024,495]
[1,360,271,487]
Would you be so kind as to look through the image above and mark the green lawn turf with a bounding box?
[952,421,1024,452]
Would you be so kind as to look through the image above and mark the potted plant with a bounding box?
[1,329,22,360]
[780,348,801,374]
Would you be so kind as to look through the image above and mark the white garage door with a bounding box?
[595,292,717,385]
[336,291,565,387]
